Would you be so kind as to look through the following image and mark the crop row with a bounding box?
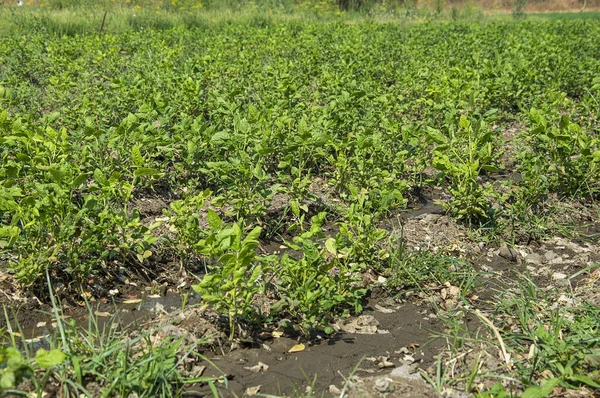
[0,20,599,334]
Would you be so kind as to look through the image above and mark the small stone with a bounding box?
[422,213,442,224]
[525,253,543,266]
[390,364,422,382]
[499,245,519,262]
[544,251,559,262]
[375,378,392,392]
[538,266,552,276]
[480,265,493,273]
[152,302,165,314]
[549,257,563,265]
[552,272,567,281]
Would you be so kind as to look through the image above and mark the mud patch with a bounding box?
[189,301,445,397]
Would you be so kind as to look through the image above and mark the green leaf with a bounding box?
[93,168,108,187]
[35,349,66,369]
[133,168,163,177]
[243,226,262,246]
[569,374,600,388]
[432,155,452,172]
[521,378,560,398]
[210,131,230,144]
[72,172,90,189]
[0,371,16,389]
[0,226,20,239]
[131,145,144,167]
[249,265,262,284]
[207,209,222,230]
[290,200,300,218]
[427,127,447,144]
[325,238,337,255]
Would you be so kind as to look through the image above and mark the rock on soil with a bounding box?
[498,245,519,262]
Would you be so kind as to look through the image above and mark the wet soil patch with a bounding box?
[194,301,445,397]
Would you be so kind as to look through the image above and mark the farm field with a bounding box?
[1,10,600,398]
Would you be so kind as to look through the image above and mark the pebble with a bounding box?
[499,245,519,262]
[552,272,567,280]
[549,257,564,265]
[480,265,493,273]
[375,378,392,392]
[525,253,543,266]
[544,251,559,262]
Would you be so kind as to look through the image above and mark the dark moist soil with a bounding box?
[192,301,445,397]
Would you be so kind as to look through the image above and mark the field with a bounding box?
[1,3,600,397]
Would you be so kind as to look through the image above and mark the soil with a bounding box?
[187,301,446,397]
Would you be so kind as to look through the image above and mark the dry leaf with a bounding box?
[403,355,415,363]
[123,299,142,304]
[244,362,269,373]
[147,294,161,298]
[378,360,394,368]
[374,304,395,313]
[36,322,47,328]
[272,331,284,338]
[245,385,261,396]
[377,356,394,368]
[95,311,111,317]
[193,365,206,376]
[527,344,536,360]
[288,343,305,353]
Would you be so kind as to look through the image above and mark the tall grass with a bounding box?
[2,0,595,36]
[0,0,491,36]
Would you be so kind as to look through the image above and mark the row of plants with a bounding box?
[0,17,598,304]
[0,18,599,395]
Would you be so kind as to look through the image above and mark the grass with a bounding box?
[0,280,225,397]
[4,2,598,37]
[425,267,600,397]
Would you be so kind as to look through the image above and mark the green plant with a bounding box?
[163,189,213,266]
[192,216,265,340]
[334,189,388,272]
[518,109,600,198]
[0,347,65,393]
[272,212,367,334]
[430,114,502,226]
